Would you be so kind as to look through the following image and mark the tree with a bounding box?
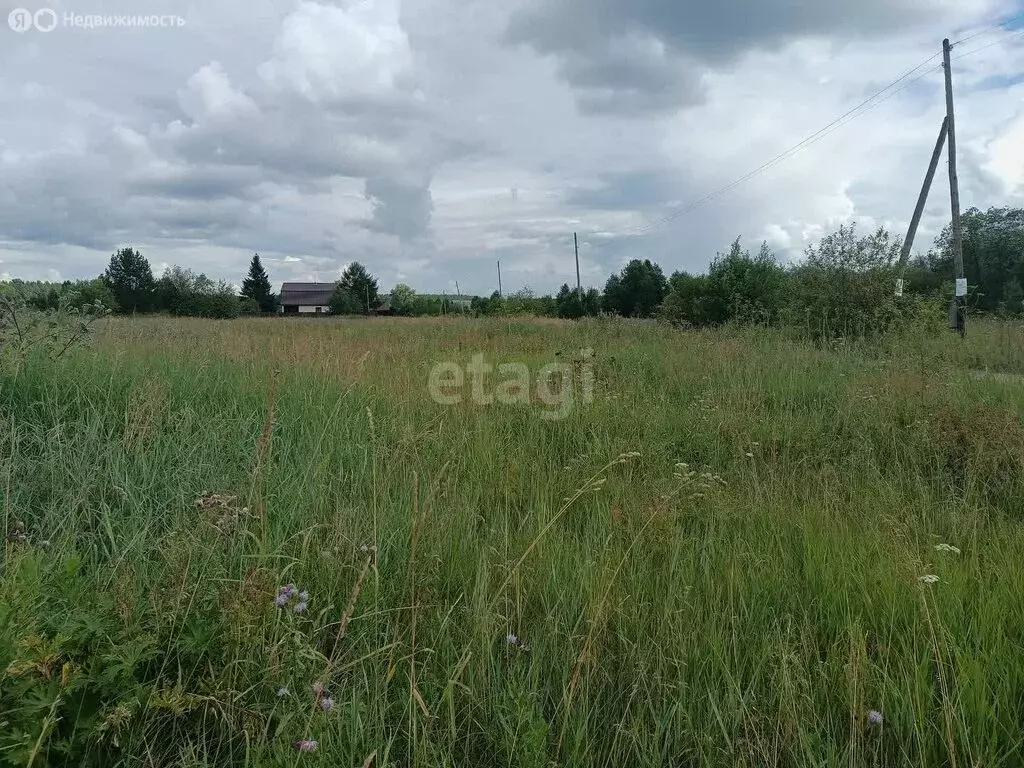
[390,284,417,316]
[660,271,710,327]
[241,253,277,313]
[602,259,667,317]
[103,247,154,313]
[701,239,787,325]
[555,284,584,319]
[602,274,623,314]
[337,262,379,314]
[933,207,1024,312]
[786,225,905,340]
[329,286,363,315]
[153,266,240,318]
[155,266,213,314]
[68,278,119,313]
[472,291,506,317]
[505,288,537,316]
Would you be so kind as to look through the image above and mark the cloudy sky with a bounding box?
[1,0,1023,295]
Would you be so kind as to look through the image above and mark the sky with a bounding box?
[1,0,1023,296]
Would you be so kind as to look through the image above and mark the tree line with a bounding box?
[3,250,280,319]
[463,206,1024,340]
[3,206,1021,334]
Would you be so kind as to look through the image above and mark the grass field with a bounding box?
[3,315,1024,767]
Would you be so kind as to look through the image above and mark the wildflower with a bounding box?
[274,592,290,607]
[294,601,308,614]
[293,739,319,752]
[745,452,754,458]
[320,696,334,712]
[506,633,519,646]
[276,687,290,697]
[312,681,325,696]
[298,590,310,602]
[867,709,884,725]
[934,543,961,555]
[282,584,297,598]
[919,574,940,584]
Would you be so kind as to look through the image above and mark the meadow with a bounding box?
[2,315,1024,767]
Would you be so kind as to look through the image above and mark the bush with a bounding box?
[238,297,261,316]
[660,241,785,328]
[175,293,241,319]
[704,240,787,325]
[785,225,904,341]
[660,272,710,327]
[0,293,109,374]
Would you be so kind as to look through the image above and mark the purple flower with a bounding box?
[275,584,301,607]
[506,633,518,645]
[294,601,308,614]
[292,739,318,752]
[867,709,884,725]
[320,696,334,712]
[299,590,309,602]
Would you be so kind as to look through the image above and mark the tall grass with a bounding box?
[2,315,1024,766]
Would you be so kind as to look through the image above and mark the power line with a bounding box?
[627,51,942,236]
[953,28,1024,60]
[950,11,1024,47]
[623,25,1024,238]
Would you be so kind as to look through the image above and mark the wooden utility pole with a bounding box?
[497,261,503,297]
[943,38,967,336]
[897,116,949,294]
[574,232,582,295]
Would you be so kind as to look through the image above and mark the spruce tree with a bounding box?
[241,253,276,313]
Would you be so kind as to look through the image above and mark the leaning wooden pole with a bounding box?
[896,116,948,295]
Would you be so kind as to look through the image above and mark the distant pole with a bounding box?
[497,261,503,297]
[455,281,461,297]
[943,38,966,336]
[897,116,948,294]
[365,285,370,314]
[574,232,582,295]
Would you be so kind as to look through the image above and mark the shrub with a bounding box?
[238,297,261,316]
[660,241,786,328]
[659,272,709,327]
[0,293,109,374]
[785,225,904,340]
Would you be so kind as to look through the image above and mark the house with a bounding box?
[280,282,337,315]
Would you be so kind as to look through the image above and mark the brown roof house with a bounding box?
[280,282,337,315]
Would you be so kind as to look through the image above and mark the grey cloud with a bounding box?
[566,170,679,210]
[505,0,997,113]
[364,175,435,241]
[127,166,267,201]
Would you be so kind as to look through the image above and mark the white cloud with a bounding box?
[258,0,413,103]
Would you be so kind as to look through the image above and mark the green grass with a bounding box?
[2,315,1024,767]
